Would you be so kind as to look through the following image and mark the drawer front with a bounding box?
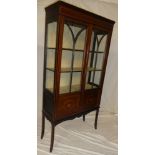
[55,93,80,120]
[82,89,99,110]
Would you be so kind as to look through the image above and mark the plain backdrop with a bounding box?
[37,0,118,118]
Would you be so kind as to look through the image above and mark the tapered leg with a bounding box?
[94,109,99,129]
[50,123,55,152]
[83,115,85,122]
[41,113,45,139]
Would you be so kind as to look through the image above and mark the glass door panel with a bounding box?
[98,35,108,52]
[61,50,72,69]
[46,49,55,69]
[93,71,102,85]
[71,72,81,92]
[47,22,57,48]
[60,20,86,94]
[60,73,71,94]
[45,21,57,93]
[73,52,83,69]
[85,29,108,90]
[45,70,54,92]
[75,29,86,49]
[96,53,105,69]
[62,24,73,49]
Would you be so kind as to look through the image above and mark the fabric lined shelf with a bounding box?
[47,48,104,53]
[89,51,105,53]
[47,47,84,52]
[46,67,102,72]
[46,83,98,94]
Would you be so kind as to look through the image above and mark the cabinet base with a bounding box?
[41,108,100,152]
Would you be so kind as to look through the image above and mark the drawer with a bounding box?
[55,93,80,120]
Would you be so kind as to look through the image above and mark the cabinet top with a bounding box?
[45,1,115,25]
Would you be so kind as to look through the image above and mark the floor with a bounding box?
[37,111,118,155]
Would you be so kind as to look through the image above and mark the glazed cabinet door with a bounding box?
[85,28,108,90]
[83,27,109,109]
[59,20,87,94]
[55,19,87,120]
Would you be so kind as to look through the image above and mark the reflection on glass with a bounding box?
[85,29,108,89]
[45,70,54,92]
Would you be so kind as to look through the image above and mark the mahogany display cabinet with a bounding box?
[41,1,115,152]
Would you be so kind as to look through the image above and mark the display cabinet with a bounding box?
[41,1,115,152]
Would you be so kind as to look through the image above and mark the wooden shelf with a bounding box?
[47,47,56,49]
[46,67,82,72]
[47,47,84,52]
[60,84,80,94]
[88,68,102,71]
[62,48,84,52]
[46,84,80,94]
[46,68,55,72]
[61,67,82,72]
[46,48,104,53]
[46,67,102,72]
[85,84,98,90]
[90,51,104,53]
